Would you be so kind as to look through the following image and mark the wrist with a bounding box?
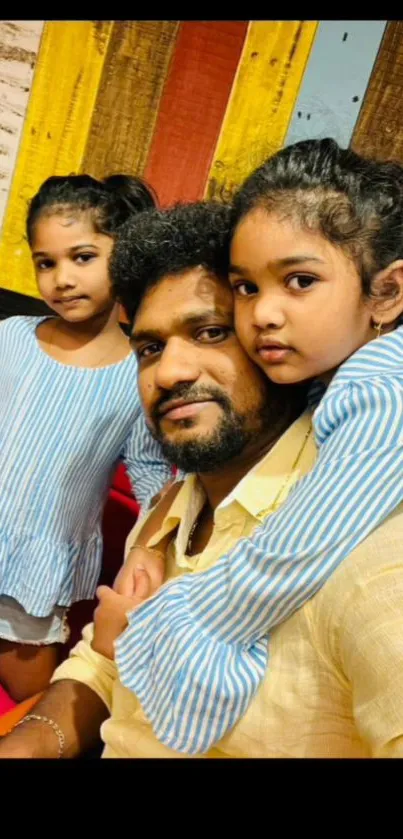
[2,716,63,759]
[128,543,165,559]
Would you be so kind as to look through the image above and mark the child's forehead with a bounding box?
[231,206,351,270]
[31,209,107,248]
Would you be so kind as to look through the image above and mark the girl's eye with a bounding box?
[137,342,163,361]
[196,326,232,343]
[35,259,54,271]
[232,280,257,297]
[75,253,96,264]
[286,274,318,291]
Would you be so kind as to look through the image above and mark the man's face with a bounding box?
[131,268,277,473]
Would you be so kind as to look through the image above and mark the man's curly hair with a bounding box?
[110,201,232,325]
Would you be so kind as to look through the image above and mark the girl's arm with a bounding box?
[113,374,403,755]
[121,408,173,511]
[116,410,176,598]
[113,480,183,598]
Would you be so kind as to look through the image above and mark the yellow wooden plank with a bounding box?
[0,21,113,297]
[206,21,318,201]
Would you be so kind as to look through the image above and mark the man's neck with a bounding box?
[197,423,288,511]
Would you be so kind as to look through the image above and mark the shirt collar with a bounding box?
[147,409,315,554]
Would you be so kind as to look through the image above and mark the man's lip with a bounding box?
[157,398,213,418]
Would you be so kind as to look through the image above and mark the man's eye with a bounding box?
[196,326,232,342]
[286,274,318,291]
[232,281,257,297]
[137,343,162,360]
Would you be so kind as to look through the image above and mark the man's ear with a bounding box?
[369,260,403,327]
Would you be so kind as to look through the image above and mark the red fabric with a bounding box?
[0,465,140,717]
[66,471,139,650]
[0,683,15,715]
[112,463,135,497]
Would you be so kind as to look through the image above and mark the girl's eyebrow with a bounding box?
[274,255,325,266]
[229,255,325,275]
[70,243,99,251]
[228,263,245,275]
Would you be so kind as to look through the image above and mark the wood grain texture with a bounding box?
[0,21,112,297]
[82,21,180,180]
[351,21,403,162]
[0,21,44,227]
[206,21,318,202]
[286,21,386,149]
[144,21,248,206]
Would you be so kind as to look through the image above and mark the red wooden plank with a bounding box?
[144,21,248,206]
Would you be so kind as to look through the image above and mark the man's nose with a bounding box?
[155,338,200,391]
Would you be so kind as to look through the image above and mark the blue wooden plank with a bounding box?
[285,21,387,149]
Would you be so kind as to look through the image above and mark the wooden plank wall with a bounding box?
[0,21,113,298]
[0,19,402,304]
[351,21,403,161]
[0,21,43,227]
[144,21,248,205]
[285,21,386,148]
[81,21,180,179]
[206,21,318,201]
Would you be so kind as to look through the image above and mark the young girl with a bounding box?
[112,138,403,754]
[0,173,172,702]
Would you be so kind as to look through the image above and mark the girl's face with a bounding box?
[229,207,377,384]
[31,211,115,322]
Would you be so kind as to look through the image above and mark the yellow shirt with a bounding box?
[52,410,403,758]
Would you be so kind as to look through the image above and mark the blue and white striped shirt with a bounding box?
[0,316,171,617]
[115,326,403,754]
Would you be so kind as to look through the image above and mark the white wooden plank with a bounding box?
[0,21,44,227]
[285,21,387,149]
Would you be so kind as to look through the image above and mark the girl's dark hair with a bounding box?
[26,173,158,245]
[232,138,403,298]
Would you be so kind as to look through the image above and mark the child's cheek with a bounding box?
[234,307,255,360]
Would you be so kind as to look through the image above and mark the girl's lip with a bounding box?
[257,346,292,363]
[256,336,291,351]
[55,296,86,304]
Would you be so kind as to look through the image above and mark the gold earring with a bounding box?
[372,320,383,339]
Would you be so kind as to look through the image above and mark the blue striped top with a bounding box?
[0,316,171,617]
[115,325,403,754]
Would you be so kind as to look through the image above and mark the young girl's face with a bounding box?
[229,207,377,384]
[31,211,115,322]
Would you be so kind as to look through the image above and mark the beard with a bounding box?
[149,382,274,473]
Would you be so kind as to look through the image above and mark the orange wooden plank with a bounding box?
[143,21,248,206]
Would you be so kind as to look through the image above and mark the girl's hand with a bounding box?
[113,479,184,598]
[92,581,149,660]
[113,546,165,599]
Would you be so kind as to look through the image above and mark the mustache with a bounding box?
[151,383,231,424]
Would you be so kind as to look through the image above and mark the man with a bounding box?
[1,203,402,758]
